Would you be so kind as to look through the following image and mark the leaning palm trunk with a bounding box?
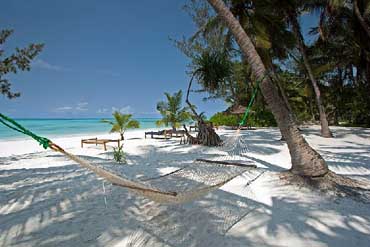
[290,15,333,138]
[353,0,370,39]
[186,75,222,146]
[275,78,295,141]
[207,0,328,177]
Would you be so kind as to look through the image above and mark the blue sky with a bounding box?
[0,0,318,119]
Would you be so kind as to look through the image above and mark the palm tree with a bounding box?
[156,90,192,131]
[353,0,370,39]
[306,0,370,124]
[287,10,333,137]
[101,111,140,140]
[206,0,328,177]
[182,1,300,128]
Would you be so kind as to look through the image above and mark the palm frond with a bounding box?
[100,119,114,125]
[110,124,122,133]
[156,90,192,128]
[126,120,140,129]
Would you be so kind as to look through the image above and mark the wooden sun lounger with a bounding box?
[145,130,172,139]
[170,130,186,138]
[189,125,199,132]
[227,126,256,130]
[81,138,121,151]
[145,129,186,139]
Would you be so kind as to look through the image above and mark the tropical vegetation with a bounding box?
[0,29,43,99]
[113,144,126,163]
[177,0,370,129]
[101,111,140,140]
[156,90,192,130]
[174,0,370,179]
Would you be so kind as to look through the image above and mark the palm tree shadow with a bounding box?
[0,161,266,247]
[2,127,370,246]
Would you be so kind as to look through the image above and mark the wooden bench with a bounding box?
[170,130,185,138]
[189,125,199,132]
[145,130,172,139]
[81,138,121,151]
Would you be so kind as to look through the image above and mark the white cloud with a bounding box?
[53,102,88,113]
[97,108,109,114]
[33,59,64,71]
[109,106,132,114]
[75,102,88,111]
[139,111,159,115]
[54,106,73,112]
[97,106,133,115]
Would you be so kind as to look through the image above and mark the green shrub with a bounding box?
[209,112,240,126]
[113,145,126,164]
[248,108,277,127]
[209,109,277,127]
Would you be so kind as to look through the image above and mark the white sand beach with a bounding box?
[1,126,370,247]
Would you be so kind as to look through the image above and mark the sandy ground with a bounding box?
[1,126,370,247]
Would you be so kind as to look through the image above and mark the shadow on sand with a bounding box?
[1,128,370,246]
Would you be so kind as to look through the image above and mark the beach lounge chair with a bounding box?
[144,129,172,139]
[81,138,121,151]
[189,125,199,132]
[225,126,256,130]
[169,129,186,138]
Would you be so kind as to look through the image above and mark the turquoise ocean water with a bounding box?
[0,118,160,140]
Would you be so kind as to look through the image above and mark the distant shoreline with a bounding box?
[0,118,163,141]
[9,117,161,120]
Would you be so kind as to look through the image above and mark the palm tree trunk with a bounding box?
[354,0,370,40]
[275,79,293,141]
[120,133,124,141]
[207,0,328,177]
[289,15,333,138]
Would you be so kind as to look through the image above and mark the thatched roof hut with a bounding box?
[224,104,249,115]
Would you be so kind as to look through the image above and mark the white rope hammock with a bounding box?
[50,129,257,204]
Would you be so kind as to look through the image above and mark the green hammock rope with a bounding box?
[239,79,261,127]
[0,113,51,149]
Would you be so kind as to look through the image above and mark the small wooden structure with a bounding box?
[145,129,185,139]
[170,130,186,138]
[145,130,172,139]
[81,138,121,151]
[225,126,256,130]
[189,125,199,132]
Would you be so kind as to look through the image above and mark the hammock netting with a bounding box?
[58,132,257,204]
[97,160,257,204]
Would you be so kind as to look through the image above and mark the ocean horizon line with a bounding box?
[9,117,161,120]
[0,118,164,140]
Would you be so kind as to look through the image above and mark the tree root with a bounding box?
[279,171,370,203]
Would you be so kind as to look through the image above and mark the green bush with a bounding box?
[209,112,240,126]
[209,109,277,127]
[113,145,126,164]
[248,108,277,127]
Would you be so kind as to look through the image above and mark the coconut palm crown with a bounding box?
[101,111,140,140]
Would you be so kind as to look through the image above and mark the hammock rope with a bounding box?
[239,78,262,127]
[0,113,51,149]
[0,113,258,204]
